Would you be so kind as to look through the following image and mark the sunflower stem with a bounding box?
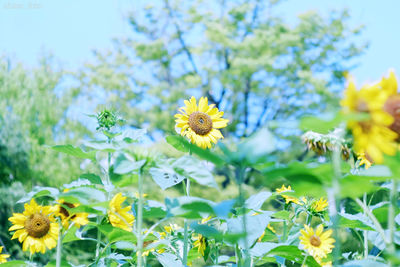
[182,177,190,266]
[363,193,368,258]
[301,254,308,267]
[387,179,397,267]
[95,216,102,261]
[56,225,62,267]
[329,138,342,266]
[137,169,144,267]
[236,166,249,266]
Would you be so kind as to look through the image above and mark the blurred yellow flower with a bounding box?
[357,152,372,169]
[276,185,300,204]
[311,198,328,213]
[0,246,10,263]
[56,199,89,229]
[341,72,398,163]
[299,224,335,259]
[108,193,135,232]
[175,96,229,149]
[9,199,59,254]
[193,234,206,256]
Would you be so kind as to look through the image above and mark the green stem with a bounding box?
[235,244,242,267]
[329,140,342,266]
[137,169,144,267]
[301,254,308,267]
[355,198,387,243]
[95,217,102,261]
[387,179,397,267]
[305,214,311,225]
[237,167,249,266]
[363,193,368,258]
[182,178,190,266]
[56,226,62,267]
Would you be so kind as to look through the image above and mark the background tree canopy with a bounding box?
[75,0,365,140]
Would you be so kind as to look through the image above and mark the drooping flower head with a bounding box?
[341,71,399,163]
[0,246,10,263]
[175,96,229,149]
[299,224,335,259]
[108,193,135,232]
[9,199,59,254]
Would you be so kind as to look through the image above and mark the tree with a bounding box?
[0,56,87,186]
[75,0,366,140]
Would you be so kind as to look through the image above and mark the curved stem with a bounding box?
[363,193,368,258]
[355,198,387,243]
[387,179,397,267]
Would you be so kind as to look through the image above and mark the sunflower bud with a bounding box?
[96,109,118,131]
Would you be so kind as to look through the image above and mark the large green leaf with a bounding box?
[245,191,272,211]
[149,159,186,190]
[98,224,137,243]
[173,156,217,188]
[0,261,28,267]
[17,186,59,203]
[156,252,184,267]
[59,187,106,204]
[267,245,320,267]
[52,144,96,161]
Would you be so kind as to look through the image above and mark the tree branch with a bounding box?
[243,76,251,137]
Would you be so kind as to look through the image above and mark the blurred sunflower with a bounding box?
[311,198,328,213]
[276,185,300,205]
[341,72,398,163]
[0,246,10,263]
[108,193,135,231]
[175,96,229,149]
[193,233,206,256]
[8,199,59,254]
[56,200,89,229]
[299,224,335,259]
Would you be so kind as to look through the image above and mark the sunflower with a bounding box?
[56,199,89,229]
[0,246,10,263]
[175,96,229,149]
[311,198,328,213]
[341,72,398,163]
[276,185,300,205]
[357,152,372,169]
[193,233,207,256]
[8,199,59,254]
[108,193,135,231]
[299,224,335,259]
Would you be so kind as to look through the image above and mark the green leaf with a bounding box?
[114,157,146,175]
[149,159,185,190]
[245,191,272,210]
[60,187,106,204]
[237,128,276,164]
[79,173,103,185]
[339,175,377,198]
[272,210,291,220]
[0,261,28,267]
[226,212,272,248]
[17,186,59,203]
[250,242,279,257]
[165,135,225,166]
[342,259,387,267]
[156,252,184,267]
[98,224,137,243]
[267,245,320,267]
[173,156,217,188]
[52,144,96,161]
[165,197,215,219]
[338,214,374,230]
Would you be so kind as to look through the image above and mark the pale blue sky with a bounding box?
[1,0,399,85]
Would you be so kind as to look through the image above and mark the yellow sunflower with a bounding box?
[299,224,335,259]
[357,152,372,169]
[56,199,89,229]
[311,198,328,213]
[341,73,398,163]
[175,96,229,149]
[108,193,135,232]
[193,233,206,256]
[276,185,300,205]
[0,246,10,263]
[8,199,59,254]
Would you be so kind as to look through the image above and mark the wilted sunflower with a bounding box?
[311,198,328,213]
[9,199,59,254]
[0,246,9,263]
[299,224,335,259]
[56,199,89,229]
[193,233,207,256]
[108,193,135,231]
[175,96,229,149]
[341,72,398,163]
[276,185,300,205]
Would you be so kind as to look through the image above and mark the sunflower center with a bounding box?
[188,112,213,136]
[310,235,321,247]
[25,213,51,238]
